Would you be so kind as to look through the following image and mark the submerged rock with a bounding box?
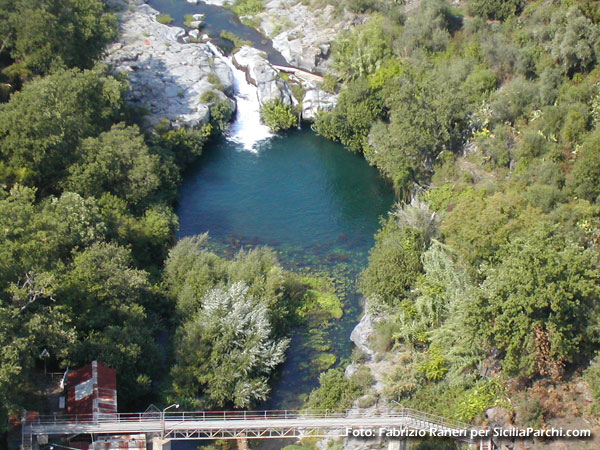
[232,46,294,106]
[104,2,234,128]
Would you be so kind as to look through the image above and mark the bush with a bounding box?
[518,130,547,159]
[260,100,297,132]
[359,220,424,306]
[319,74,338,94]
[571,130,600,202]
[468,0,522,20]
[201,90,219,103]
[220,31,252,51]
[156,13,175,25]
[584,356,600,413]
[210,99,235,133]
[230,0,264,16]
[560,104,590,146]
[307,368,363,411]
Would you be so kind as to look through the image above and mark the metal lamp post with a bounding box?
[162,403,179,438]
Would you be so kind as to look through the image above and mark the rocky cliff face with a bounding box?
[104,2,234,128]
[232,46,294,106]
[302,82,338,121]
[257,0,365,73]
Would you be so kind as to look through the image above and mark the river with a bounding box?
[153,0,393,427]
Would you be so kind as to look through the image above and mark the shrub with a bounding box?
[418,345,448,381]
[518,130,547,159]
[156,13,175,25]
[319,73,337,94]
[260,100,297,132]
[219,31,252,51]
[359,220,424,306]
[210,99,235,133]
[207,73,225,91]
[560,104,590,146]
[201,90,219,103]
[468,0,522,20]
[571,130,600,202]
[230,0,264,16]
[307,368,363,411]
[584,356,600,413]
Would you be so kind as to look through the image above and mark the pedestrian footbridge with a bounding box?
[22,408,495,450]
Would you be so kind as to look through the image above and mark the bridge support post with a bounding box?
[236,437,248,450]
[151,437,171,450]
[388,440,406,450]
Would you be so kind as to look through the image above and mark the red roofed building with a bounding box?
[66,361,117,417]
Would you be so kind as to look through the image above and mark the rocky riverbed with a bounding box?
[105,0,339,127]
[105,0,234,128]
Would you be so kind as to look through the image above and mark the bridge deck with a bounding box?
[23,409,493,446]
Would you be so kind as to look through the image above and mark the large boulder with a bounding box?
[301,82,338,121]
[258,0,365,73]
[350,307,376,362]
[233,46,294,106]
[104,3,234,128]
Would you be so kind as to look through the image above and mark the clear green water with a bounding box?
[177,129,394,408]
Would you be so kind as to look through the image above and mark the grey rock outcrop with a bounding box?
[258,0,365,73]
[104,2,234,128]
[350,308,376,362]
[302,82,338,121]
[232,46,294,106]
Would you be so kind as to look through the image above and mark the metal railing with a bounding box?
[24,407,480,431]
[23,407,494,447]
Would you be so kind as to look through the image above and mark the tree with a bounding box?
[0,0,117,75]
[314,78,384,153]
[64,124,161,207]
[468,0,522,21]
[365,65,471,192]
[171,282,289,408]
[549,8,600,77]
[0,187,106,285]
[0,66,127,191]
[59,242,159,407]
[571,130,600,202]
[397,0,460,56]
[307,368,363,411]
[481,224,600,377]
[359,218,424,307]
[332,15,392,81]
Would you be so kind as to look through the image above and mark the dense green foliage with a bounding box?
[311,0,600,427]
[163,236,345,409]
[0,0,117,76]
[0,0,218,434]
[260,100,297,132]
[229,0,264,16]
[0,66,127,190]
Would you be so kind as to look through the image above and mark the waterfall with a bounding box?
[207,42,272,152]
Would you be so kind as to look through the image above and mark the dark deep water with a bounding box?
[176,129,394,409]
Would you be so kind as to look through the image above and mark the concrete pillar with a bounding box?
[151,437,171,450]
[236,437,249,450]
[387,439,407,450]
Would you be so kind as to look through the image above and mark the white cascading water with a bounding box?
[207,42,272,151]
